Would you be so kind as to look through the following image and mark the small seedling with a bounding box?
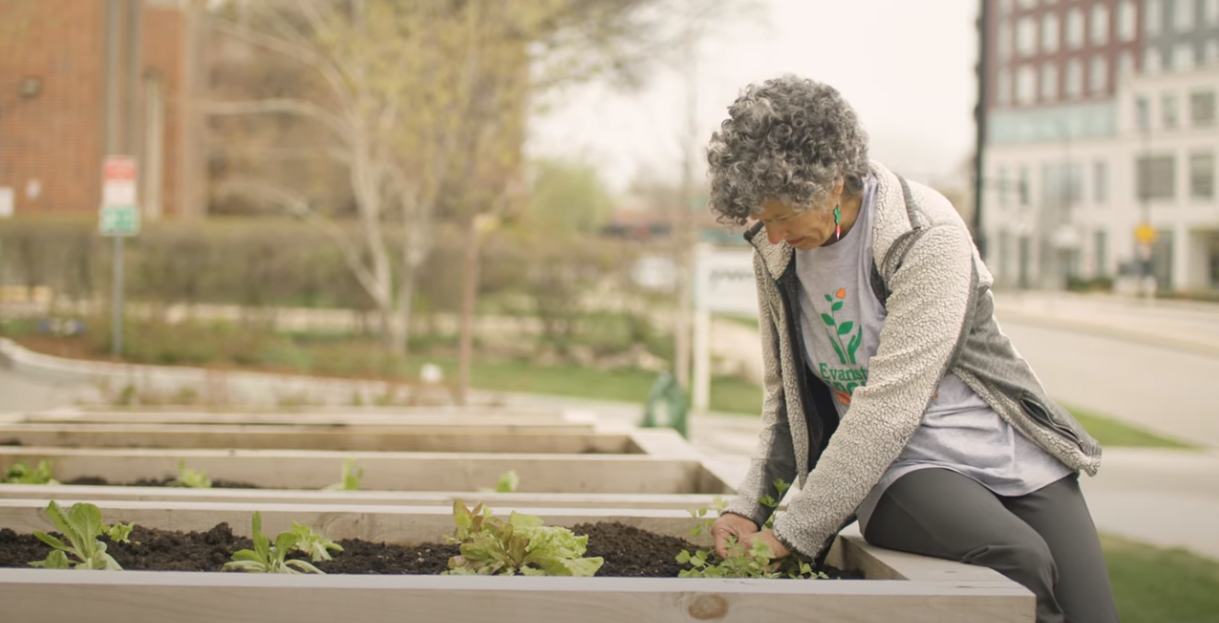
[3,460,59,485]
[224,511,324,574]
[168,459,212,488]
[323,458,363,491]
[478,470,519,493]
[290,522,343,562]
[676,479,828,580]
[28,501,135,571]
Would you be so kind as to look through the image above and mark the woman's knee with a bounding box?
[964,537,1058,587]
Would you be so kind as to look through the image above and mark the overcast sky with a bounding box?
[527,0,981,195]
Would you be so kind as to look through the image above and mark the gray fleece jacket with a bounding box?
[723,161,1103,560]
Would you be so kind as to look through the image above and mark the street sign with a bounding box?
[1135,223,1157,245]
[100,155,139,236]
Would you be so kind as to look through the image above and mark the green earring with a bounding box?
[833,204,841,241]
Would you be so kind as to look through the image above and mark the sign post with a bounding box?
[692,243,758,412]
[100,156,139,357]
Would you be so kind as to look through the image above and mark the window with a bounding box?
[1136,95,1151,129]
[1118,50,1135,76]
[1207,0,1219,23]
[1094,230,1109,277]
[998,166,1010,207]
[1206,39,1219,63]
[1067,9,1085,48]
[1065,58,1084,97]
[1191,152,1215,198]
[1042,13,1060,52]
[1017,17,1038,57]
[1175,0,1195,30]
[1136,155,1176,200]
[1191,90,1216,124]
[1041,162,1084,207]
[1018,167,1031,206]
[1091,5,1110,44]
[1119,1,1138,40]
[1145,47,1162,73]
[1041,62,1059,100]
[1093,161,1109,204]
[998,24,1013,61]
[1017,65,1037,104]
[1173,43,1195,70]
[997,68,1012,105]
[1163,94,1180,128]
[1146,0,1162,35]
[1090,56,1108,94]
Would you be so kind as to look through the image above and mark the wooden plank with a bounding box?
[0,571,1034,623]
[0,485,737,509]
[17,412,587,427]
[0,424,627,453]
[0,448,731,494]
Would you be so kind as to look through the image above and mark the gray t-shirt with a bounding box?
[794,175,1072,532]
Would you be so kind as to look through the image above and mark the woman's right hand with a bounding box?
[711,513,760,559]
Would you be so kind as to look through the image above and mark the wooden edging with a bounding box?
[0,501,1033,623]
[0,447,733,494]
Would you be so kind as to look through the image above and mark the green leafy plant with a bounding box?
[224,511,324,574]
[323,458,363,491]
[28,501,135,570]
[443,500,603,577]
[676,479,828,580]
[290,522,343,562]
[3,460,60,485]
[168,459,212,488]
[479,470,519,493]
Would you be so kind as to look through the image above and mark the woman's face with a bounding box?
[755,190,840,251]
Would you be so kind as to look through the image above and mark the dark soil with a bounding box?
[63,476,262,489]
[0,522,861,579]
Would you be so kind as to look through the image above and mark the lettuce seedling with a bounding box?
[28,501,134,570]
[168,459,212,488]
[3,460,59,485]
[444,500,603,577]
[323,458,363,491]
[224,511,324,574]
[290,522,343,562]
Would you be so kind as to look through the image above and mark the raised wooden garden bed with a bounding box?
[0,447,732,494]
[0,500,1033,622]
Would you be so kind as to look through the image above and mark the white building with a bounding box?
[984,64,1219,293]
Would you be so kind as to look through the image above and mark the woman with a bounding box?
[704,75,1119,623]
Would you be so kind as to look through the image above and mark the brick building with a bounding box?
[981,0,1219,292]
[0,0,205,219]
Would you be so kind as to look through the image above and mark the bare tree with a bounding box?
[204,0,745,359]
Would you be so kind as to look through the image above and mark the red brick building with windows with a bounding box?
[0,0,204,219]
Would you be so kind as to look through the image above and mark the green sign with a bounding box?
[100,204,140,236]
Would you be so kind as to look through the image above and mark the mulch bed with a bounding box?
[0,522,862,579]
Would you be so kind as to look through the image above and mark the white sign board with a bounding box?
[694,245,758,316]
[100,155,139,236]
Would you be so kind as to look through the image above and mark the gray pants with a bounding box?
[863,468,1120,623]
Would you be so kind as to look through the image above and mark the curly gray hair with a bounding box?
[706,75,870,226]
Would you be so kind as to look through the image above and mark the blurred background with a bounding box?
[0,1,1217,618]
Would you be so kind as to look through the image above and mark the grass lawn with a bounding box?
[1103,534,1219,623]
[1065,404,1197,449]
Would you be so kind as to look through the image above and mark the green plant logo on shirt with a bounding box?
[821,288,863,365]
[820,288,867,406]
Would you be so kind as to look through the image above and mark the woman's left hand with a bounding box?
[738,529,790,559]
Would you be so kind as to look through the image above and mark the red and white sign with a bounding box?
[102,155,138,206]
